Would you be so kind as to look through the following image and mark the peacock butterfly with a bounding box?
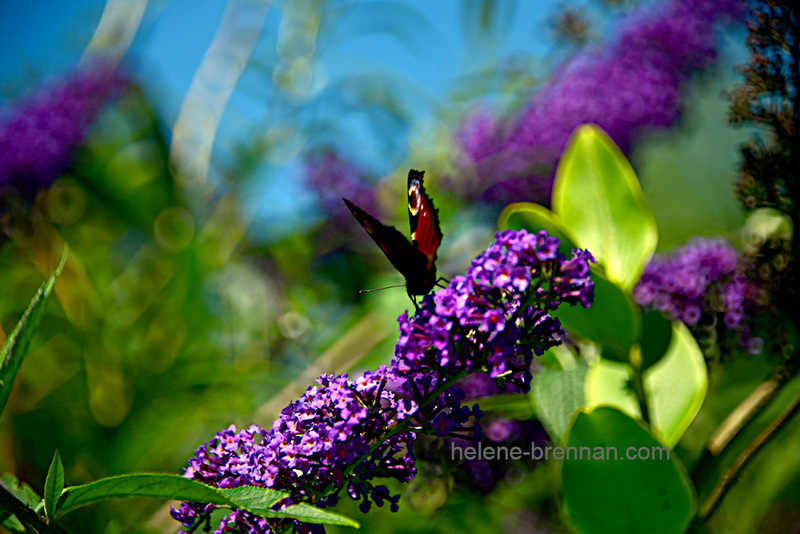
[343,169,444,305]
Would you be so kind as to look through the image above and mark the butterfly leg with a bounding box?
[435,277,450,289]
[408,291,419,312]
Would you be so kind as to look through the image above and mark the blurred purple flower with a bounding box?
[0,62,127,194]
[303,150,378,217]
[454,0,744,205]
[634,237,763,354]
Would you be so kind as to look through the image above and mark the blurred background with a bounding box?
[4,0,791,532]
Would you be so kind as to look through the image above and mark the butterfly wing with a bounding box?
[342,198,429,286]
[407,169,443,264]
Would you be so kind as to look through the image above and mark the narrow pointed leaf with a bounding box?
[56,474,245,517]
[43,451,64,520]
[216,485,287,513]
[57,473,356,528]
[263,502,360,528]
[0,246,69,416]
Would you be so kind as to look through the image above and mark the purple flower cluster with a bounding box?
[0,62,127,194]
[391,229,594,436]
[173,229,594,533]
[453,0,744,205]
[303,150,378,217]
[172,366,417,534]
[634,238,764,354]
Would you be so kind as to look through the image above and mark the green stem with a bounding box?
[706,369,787,456]
[632,368,651,425]
[630,347,650,425]
[698,388,800,521]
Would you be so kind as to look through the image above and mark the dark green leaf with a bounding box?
[640,310,673,370]
[468,393,535,420]
[0,474,41,509]
[0,246,68,416]
[0,473,42,532]
[43,450,64,520]
[560,407,695,534]
[0,515,25,533]
[555,271,639,363]
[531,364,587,442]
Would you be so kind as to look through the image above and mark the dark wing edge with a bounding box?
[407,170,443,260]
[342,197,428,279]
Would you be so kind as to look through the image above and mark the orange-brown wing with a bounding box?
[343,198,428,282]
[407,169,443,262]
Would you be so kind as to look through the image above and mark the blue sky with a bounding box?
[0,0,634,239]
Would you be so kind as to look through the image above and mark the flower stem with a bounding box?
[629,347,650,425]
[706,369,787,455]
[698,387,800,521]
[631,366,651,425]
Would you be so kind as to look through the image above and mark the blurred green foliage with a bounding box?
[1,1,798,533]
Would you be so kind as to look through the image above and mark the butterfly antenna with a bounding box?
[359,284,407,294]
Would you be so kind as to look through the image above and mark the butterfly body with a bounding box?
[344,169,443,301]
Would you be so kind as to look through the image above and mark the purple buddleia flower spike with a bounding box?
[634,237,764,354]
[174,229,595,533]
[453,0,744,205]
[392,229,594,438]
[0,61,127,194]
[172,366,416,533]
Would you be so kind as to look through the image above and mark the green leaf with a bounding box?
[56,474,355,528]
[560,407,695,534]
[640,310,673,370]
[218,487,359,527]
[263,503,360,528]
[552,125,658,290]
[0,515,25,533]
[216,485,287,513]
[0,473,42,532]
[498,202,578,253]
[469,393,536,420]
[531,363,587,442]
[644,322,707,447]
[584,322,707,447]
[0,474,41,509]
[0,246,68,416]
[56,474,240,517]
[43,451,64,520]
[555,271,639,363]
